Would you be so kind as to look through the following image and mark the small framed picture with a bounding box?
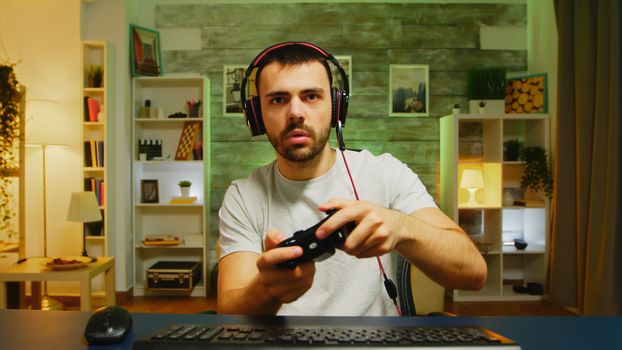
[389,64,429,117]
[140,179,159,203]
[504,73,547,114]
[333,55,352,95]
[130,24,162,77]
[223,65,246,116]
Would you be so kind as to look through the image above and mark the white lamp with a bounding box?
[460,169,485,206]
[25,99,69,310]
[67,191,102,261]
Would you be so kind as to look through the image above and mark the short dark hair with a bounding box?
[254,43,333,92]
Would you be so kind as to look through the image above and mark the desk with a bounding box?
[0,256,115,311]
[0,309,620,350]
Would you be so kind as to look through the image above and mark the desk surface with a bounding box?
[0,309,620,350]
[0,256,114,281]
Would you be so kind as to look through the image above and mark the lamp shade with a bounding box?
[67,191,102,223]
[460,169,485,189]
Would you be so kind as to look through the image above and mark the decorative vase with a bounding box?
[503,191,515,206]
[180,186,190,197]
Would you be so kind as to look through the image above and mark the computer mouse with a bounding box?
[84,305,133,345]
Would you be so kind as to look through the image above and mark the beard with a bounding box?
[267,121,331,163]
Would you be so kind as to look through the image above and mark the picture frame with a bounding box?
[333,55,352,95]
[130,24,162,77]
[223,65,247,116]
[389,64,429,117]
[140,179,159,203]
[504,73,547,114]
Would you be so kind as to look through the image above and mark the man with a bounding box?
[217,42,486,316]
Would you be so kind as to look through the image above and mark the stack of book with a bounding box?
[169,196,197,204]
[142,234,182,246]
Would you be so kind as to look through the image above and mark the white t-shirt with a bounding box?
[218,149,436,316]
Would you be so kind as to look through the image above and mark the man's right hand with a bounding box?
[256,230,316,303]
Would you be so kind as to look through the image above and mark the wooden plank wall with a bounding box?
[155,2,527,254]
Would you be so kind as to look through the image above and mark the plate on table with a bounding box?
[41,256,91,270]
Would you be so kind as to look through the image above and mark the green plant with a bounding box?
[519,146,553,198]
[503,139,523,161]
[467,67,507,100]
[0,64,21,240]
[87,65,103,87]
[178,180,192,187]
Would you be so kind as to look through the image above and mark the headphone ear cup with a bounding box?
[331,88,339,127]
[244,96,266,136]
[331,88,348,128]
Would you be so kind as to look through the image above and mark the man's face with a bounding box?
[258,61,332,163]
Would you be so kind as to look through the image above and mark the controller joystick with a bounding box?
[276,209,355,269]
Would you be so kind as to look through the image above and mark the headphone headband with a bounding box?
[240,42,350,136]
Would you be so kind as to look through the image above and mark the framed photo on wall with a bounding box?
[140,179,159,203]
[223,65,247,116]
[130,24,162,77]
[333,55,352,95]
[389,64,429,117]
[504,73,547,114]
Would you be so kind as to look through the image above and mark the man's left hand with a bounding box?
[316,199,405,258]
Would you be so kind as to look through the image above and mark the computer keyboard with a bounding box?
[133,323,521,349]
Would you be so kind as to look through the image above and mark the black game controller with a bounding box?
[276,209,355,269]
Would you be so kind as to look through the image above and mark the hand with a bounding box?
[316,199,405,258]
[255,230,316,303]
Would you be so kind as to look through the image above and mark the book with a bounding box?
[89,140,97,167]
[83,96,90,121]
[143,234,182,246]
[100,180,105,206]
[87,97,100,122]
[169,196,198,204]
[83,141,92,167]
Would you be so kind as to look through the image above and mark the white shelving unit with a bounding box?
[81,40,114,257]
[440,113,550,301]
[131,76,210,297]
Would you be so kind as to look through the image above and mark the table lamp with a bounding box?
[67,191,102,262]
[460,169,485,206]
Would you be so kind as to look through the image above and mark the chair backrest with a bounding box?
[396,255,446,316]
[396,255,417,316]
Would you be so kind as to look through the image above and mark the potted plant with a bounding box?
[87,64,103,88]
[452,104,460,115]
[519,147,553,198]
[478,101,487,114]
[0,64,21,240]
[503,139,523,161]
[178,180,192,197]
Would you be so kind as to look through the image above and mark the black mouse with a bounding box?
[84,305,133,345]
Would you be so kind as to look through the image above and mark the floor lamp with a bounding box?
[26,99,67,310]
[25,143,68,310]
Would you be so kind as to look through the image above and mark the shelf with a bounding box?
[134,203,204,208]
[135,118,203,123]
[135,244,204,249]
[441,113,550,302]
[502,244,546,254]
[81,40,112,259]
[86,236,106,241]
[134,160,203,165]
[84,87,104,93]
[132,75,211,298]
[84,121,105,126]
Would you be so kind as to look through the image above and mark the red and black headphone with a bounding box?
[240,42,350,136]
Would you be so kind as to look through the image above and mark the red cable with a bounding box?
[339,149,402,316]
